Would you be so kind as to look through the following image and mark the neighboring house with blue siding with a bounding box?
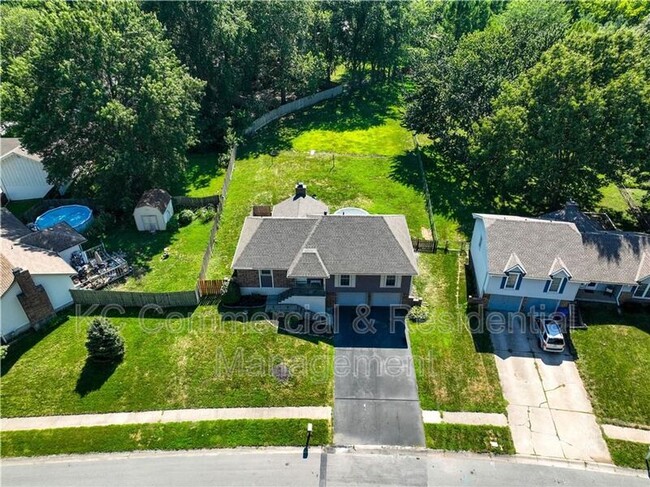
[231,183,418,315]
[470,202,650,314]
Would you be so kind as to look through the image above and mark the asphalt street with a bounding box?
[2,448,646,487]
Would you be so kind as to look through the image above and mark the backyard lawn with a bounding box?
[101,217,213,292]
[0,306,333,417]
[409,253,506,413]
[208,83,462,278]
[596,183,638,230]
[572,305,650,427]
[182,152,226,197]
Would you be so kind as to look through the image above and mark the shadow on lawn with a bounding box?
[174,151,225,196]
[389,148,491,237]
[240,83,404,159]
[75,359,121,397]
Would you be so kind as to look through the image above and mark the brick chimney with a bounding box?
[13,268,55,326]
[295,182,307,198]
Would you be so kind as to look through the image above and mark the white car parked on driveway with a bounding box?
[535,318,566,353]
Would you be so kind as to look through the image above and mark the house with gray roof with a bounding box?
[232,184,418,314]
[470,202,650,314]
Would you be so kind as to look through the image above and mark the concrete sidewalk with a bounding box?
[603,424,650,444]
[1,407,332,432]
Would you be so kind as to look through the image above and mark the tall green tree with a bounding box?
[13,1,204,211]
[473,25,650,212]
[405,0,571,166]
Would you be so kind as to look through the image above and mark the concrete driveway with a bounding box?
[332,307,425,447]
[490,314,611,463]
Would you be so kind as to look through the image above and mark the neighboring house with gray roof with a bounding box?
[232,186,418,314]
[1,209,77,340]
[470,202,650,314]
[0,138,61,201]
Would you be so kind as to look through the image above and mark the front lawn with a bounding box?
[1,306,333,417]
[424,424,514,455]
[605,438,650,470]
[0,419,331,457]
[572,306,650,427]
[103,217,212,292]
[408,253,506,413]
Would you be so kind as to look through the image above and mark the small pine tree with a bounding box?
[86,318,125,363]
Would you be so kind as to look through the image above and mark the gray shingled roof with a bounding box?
[233,215,418,276]
[272,195,329,217]
[1,208,31,241]
[287,249,329,278]
[477,213,650,285]
[135,189,171,213]
[19,222,86,252]
[0,138,40,161]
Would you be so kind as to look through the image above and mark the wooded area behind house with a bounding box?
[1,0,648,220]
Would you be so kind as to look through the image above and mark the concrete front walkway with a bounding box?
[490,317,611,463]
[1,407,332,432]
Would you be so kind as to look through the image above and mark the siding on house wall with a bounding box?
[470,219,489,297]
[326,275,411,294]
[58,244,83,264]
[0,154,53,200]
[0,274,74,338]
[485,275,582,302]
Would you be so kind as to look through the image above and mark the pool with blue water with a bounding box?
[35,205,93,233]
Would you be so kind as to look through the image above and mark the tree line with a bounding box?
[1,0,648,215]
[405,0,650,214]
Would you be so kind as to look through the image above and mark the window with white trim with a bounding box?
[634,284,649,298]
[504,272,519,289]
[259,269,273,287]
[336,274,355,287]
[548,276,563,293]
[381,275,401,288]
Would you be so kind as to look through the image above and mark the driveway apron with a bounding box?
[490,314,611,463]
[332,307,425,447]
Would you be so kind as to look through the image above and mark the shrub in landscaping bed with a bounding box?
[195,205,217,223]
[178,209,195,226]
[408,306,429,323]
[86,318,125,363]
[220,279,241,305]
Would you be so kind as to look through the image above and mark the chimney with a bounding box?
[13,268,55,326]
[295,182,307,198]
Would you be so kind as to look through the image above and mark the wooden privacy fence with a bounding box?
[197,279,225,297]
[243,85,346,136]
[70,289,199,307]
[173,195,220,209]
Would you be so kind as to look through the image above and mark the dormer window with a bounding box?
[549,276,563,292]
[504,273,519,289]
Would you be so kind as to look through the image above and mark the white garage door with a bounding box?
[370,292,402,307]
[337,292,368,306]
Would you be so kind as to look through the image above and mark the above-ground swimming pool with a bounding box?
[333,207,370,216]
[35,205,94,233]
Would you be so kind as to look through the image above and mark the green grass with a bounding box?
[0,419,331,457]
[101,217,212,292]
[5,198,41,220]
[208,83,463,278]
[572,306,650,426]
[183,152,225,197]
[1,307,333,417]
[408,253,506,413]
[605,438,650,470]
[424,424,515,455]
[596,183,638,230]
